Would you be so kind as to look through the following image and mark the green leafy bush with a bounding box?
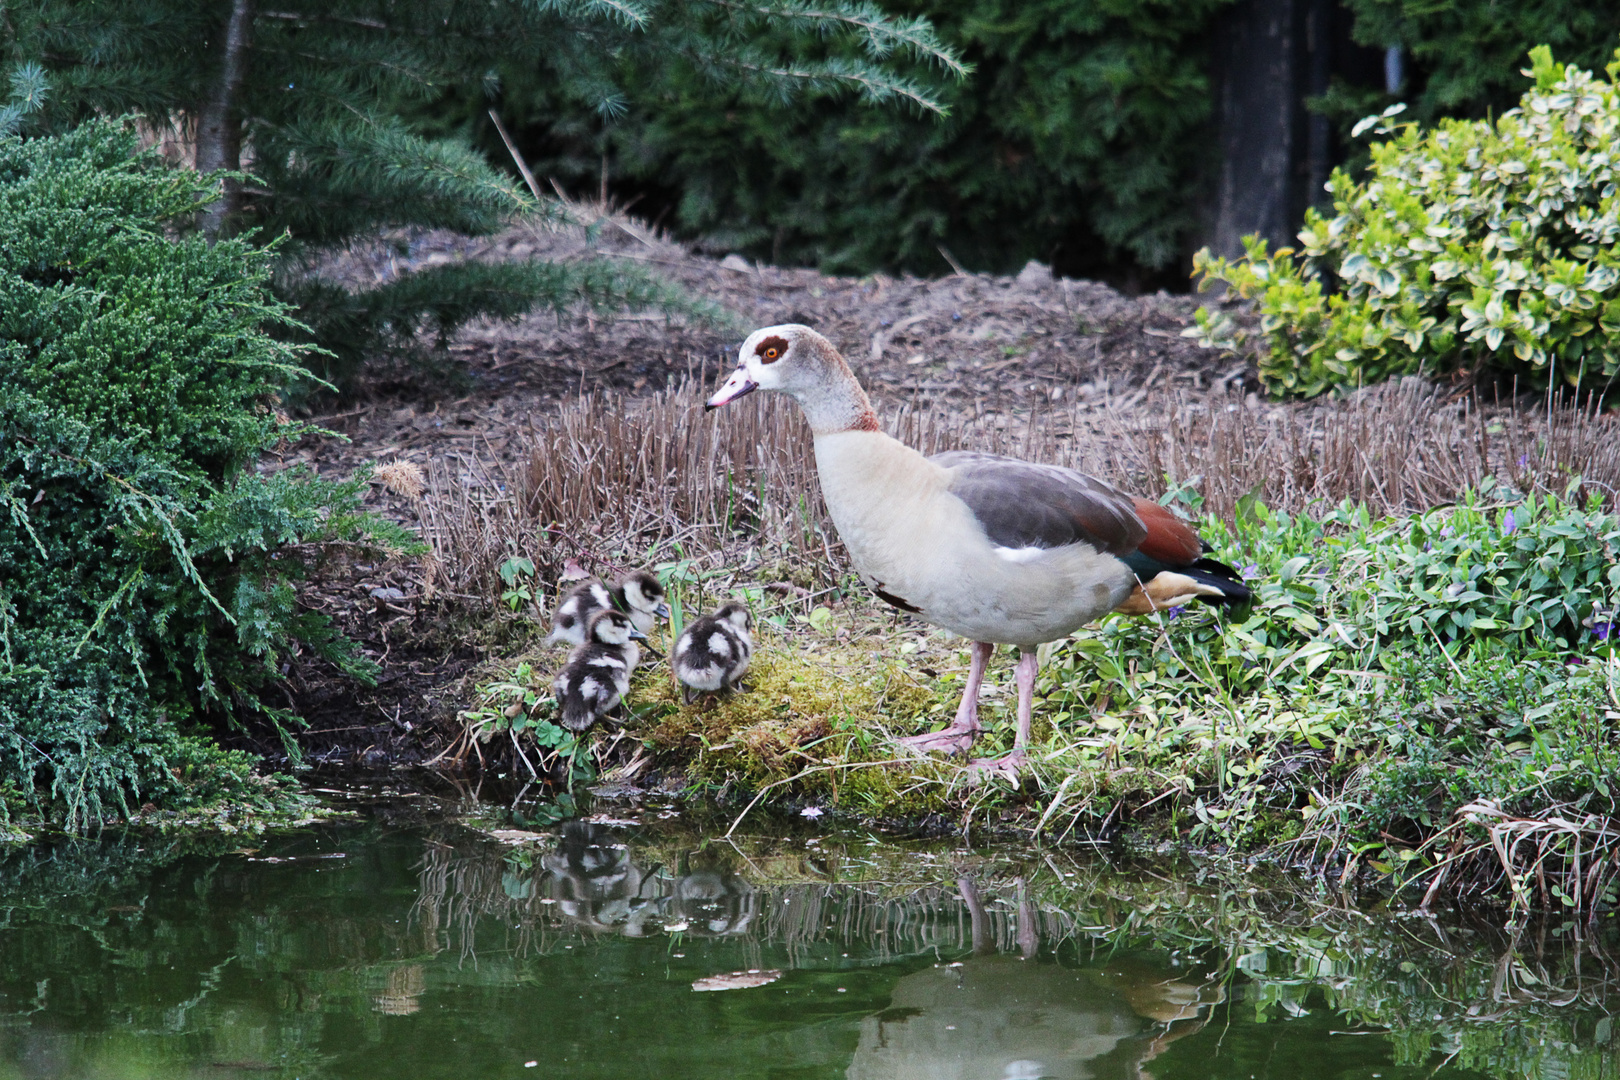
[0,120,413,829]
[1190,47,1620,398]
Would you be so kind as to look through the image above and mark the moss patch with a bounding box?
[629,638,953,815]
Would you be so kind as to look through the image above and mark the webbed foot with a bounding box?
[897,724,981,757]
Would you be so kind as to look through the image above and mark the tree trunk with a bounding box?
[196,0,255,241]
[1201,0,1384,261]
[1206,0,1303,261]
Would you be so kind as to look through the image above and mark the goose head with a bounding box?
[586,608,647,647]
[705,325,876,433]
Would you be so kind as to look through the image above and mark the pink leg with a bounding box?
[898,641,994,756]
[970,647,1038,778]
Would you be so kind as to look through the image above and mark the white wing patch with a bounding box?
[993,545,1049,564]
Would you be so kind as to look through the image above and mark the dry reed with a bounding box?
[415,377,1620,604]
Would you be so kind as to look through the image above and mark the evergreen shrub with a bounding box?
[6,1,959,393]
[0,121,412,829]
[443,0,1234,281]
[1191,48,1620,398]
[1335,0,1620,125]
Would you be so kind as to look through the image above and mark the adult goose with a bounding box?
[705,324,1251,775]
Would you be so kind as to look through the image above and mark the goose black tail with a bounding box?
[1186,557,1253,606]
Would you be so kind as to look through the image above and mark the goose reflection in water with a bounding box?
[846,877,1223,1080]
[539,822,755,937]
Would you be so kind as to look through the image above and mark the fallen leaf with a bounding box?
[692,969,783,992]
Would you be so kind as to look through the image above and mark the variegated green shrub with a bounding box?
[1190,46,1620,398]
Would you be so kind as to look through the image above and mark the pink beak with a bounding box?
[705,367,758,410]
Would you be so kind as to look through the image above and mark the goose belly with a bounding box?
[814,432,1135,646]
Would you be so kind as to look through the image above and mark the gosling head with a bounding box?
[586,608,646,647]
[619,570,669,619]
[712,601,753,634]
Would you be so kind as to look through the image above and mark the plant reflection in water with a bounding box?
[423,822,1227,1080]
[0,815,1615,1079]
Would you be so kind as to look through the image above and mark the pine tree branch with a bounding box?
[686,50,952,114]
[692,0,967,77]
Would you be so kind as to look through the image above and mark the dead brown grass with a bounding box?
[414,376,1620,604]
[1143,380,1620,521]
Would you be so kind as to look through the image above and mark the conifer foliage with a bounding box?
[4,0,961,387]
[0,122,411,829]
[444,0,1232,282]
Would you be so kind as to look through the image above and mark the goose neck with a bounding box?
[793,368,879,435]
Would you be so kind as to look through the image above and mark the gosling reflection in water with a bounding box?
[541,821,661,936]
[540,823,755,937]
[846,877,1222,1080]
[666,866,756,936]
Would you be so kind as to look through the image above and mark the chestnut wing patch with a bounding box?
[933,451,1146,556]
[1129,497,1203,566]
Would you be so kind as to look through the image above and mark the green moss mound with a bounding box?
[629,641,950,815]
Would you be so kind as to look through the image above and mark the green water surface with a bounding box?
[0,792,1612,1080]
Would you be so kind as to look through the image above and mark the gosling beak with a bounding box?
[705,366,758,410]
[654,602,671,619]
[630,627,663,658]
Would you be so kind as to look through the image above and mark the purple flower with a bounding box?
[1501,509,1517,535]
[1594,622,1616,642]
[1165,605,1187,620]
[1241,564,1260,580]
[1518,454,1530,469]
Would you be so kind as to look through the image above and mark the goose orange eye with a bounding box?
[754,334,789,363]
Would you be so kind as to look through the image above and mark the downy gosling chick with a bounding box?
[554,609,646,732]
[673,602,754,702]
[549,570,669,646]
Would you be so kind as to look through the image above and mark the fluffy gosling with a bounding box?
[554,608,646,732]
[549,570,669,646]
[673,602,754,702]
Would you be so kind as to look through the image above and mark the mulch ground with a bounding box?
[236,215,1258,768]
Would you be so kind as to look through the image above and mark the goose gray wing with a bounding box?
[930,450,1145,556]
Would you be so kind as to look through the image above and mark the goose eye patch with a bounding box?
[755,335,789,363]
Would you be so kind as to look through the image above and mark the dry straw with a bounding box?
[415,377,1620,604]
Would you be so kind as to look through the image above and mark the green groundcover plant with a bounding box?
[1030,479,1620,884]
[0,120,414,830]
[1190,46,1620,398]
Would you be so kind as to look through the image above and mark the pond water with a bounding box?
[0,787,1614,1080]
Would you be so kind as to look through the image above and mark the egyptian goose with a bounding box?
[673,602,755,701]
[705,324,1250,774]
[549,571,669,646]
[553,608,646,732]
